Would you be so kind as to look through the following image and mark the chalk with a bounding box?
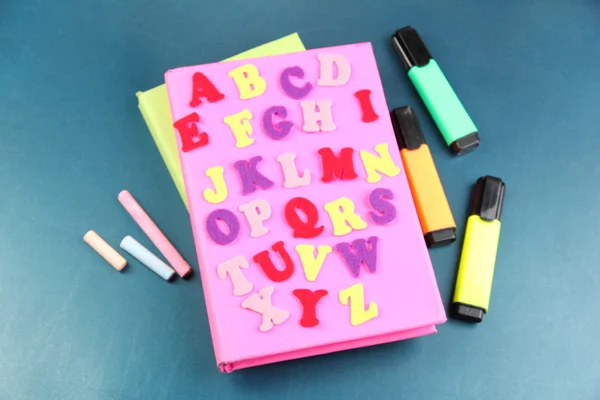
[84,230,127,271]
[120,236,176,281]
[118,190,193,278]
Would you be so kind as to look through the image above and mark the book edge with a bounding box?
[223,32,305,62]
[162,76,229,366]
[136,89,189,209]
[165,42,371,77]
[219,324,440,372]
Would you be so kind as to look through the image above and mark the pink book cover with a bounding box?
[164,43,446,372]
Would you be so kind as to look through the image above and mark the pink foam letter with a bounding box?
[317,54,351,86]
[217,255,253,296]
[238,199,272,238]
[276,152,311,189]
[300,100,336,132]
[241,286,290,332]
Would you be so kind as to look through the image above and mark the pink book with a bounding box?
[164,43,446,372]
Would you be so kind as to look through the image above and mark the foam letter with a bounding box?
[334,236,379,278]
[173,112,208,152]
[317,54,351,86]
[360,143,401,183]
[203,166,228,204]
[228,64,267,100]
[295,244,332,282]
[354,89,379,122]
[292,289,328,328]
[238,199,272,238]
[206,209,240,245]
[300,100,336,132]
[217,255,252,296]
[253,241,295,282]
[318,147,358,183]
[280,66,313,99]
[324,197,367,236]
[223,109,254,148]
[285,197,324,239]
[262,106,294,140]
[276,152,310,188]
[338,283,379,326]
[189,72,225,107]
[234,156,274,195]
[242,286,290,332]
[368,188,396,225]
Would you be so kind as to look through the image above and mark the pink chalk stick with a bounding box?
[118,190,193,278]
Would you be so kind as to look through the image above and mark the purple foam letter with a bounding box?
[262,106,294,140]
[335,236,379,278]
[234,156,274,195]
[368,188,396,225]
[206,208,240,245]
[280,66,313,100]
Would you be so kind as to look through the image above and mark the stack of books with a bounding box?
[137,33,446,373]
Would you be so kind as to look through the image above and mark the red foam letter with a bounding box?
[292,289,328,328]
[173,112,208,152]
[354,89,379,123]
[318,147,358,183]
[285,197,324,239]
[189,72,225,107]
[253,241,295,282]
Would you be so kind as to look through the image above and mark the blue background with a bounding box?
[2,0,599,399]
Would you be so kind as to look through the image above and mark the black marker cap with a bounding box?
[451,133,480,155]
[470,176,505,222]
[390,106,426,151]
[425,228,456,248]
[391,26,432,70]
[451,303,485,323]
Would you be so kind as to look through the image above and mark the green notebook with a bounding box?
[136,33,306,209]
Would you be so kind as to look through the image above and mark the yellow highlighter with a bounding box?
[452,176,505,323]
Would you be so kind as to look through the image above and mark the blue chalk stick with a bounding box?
[120,236,176,281]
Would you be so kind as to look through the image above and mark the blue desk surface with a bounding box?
[2,0,599,399]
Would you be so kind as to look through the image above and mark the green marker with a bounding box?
[391,26,479,154]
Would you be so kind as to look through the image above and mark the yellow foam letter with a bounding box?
[339,283,379,326]
[223,109,254,148]
[359,143,401,183]
[203,166,228,204]
[295,244,332,282]
[324,197,367,236]
[228,64,267,100]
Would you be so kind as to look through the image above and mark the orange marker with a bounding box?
[391,106,456,247]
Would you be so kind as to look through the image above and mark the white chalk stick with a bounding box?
[120,236,176,281]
